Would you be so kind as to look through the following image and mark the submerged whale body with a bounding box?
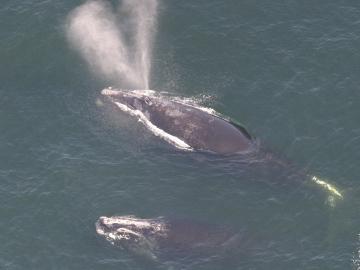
[101,88,255,154]
[95,215,256,263]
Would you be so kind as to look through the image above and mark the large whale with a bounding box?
[101,88,256,154]
[100,88,343,200]
[95,215,258,264]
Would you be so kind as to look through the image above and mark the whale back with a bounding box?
[143,98,254,154]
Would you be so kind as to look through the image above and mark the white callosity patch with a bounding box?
[101,88,157,98]
[107,228,141,242]
[101,215,166,233]
[132,89,157,96]
[96,216,168,245]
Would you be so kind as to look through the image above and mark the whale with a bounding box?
[95,215,257,263]
[101,88,256,154]
[100,88,343,200]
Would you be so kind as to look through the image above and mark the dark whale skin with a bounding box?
[102,89,255,155]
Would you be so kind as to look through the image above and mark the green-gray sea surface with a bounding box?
[1,1,360,269]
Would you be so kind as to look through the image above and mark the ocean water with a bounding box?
[1,0,360,269]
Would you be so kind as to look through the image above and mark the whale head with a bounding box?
[95,215,167,260]
[101,88,155,112]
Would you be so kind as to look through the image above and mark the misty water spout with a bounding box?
[66,0,158,89]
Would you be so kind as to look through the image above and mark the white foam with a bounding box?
[353,233,360,270]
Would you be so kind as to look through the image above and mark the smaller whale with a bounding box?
[95,215,257,264]
[101,88,256,154]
